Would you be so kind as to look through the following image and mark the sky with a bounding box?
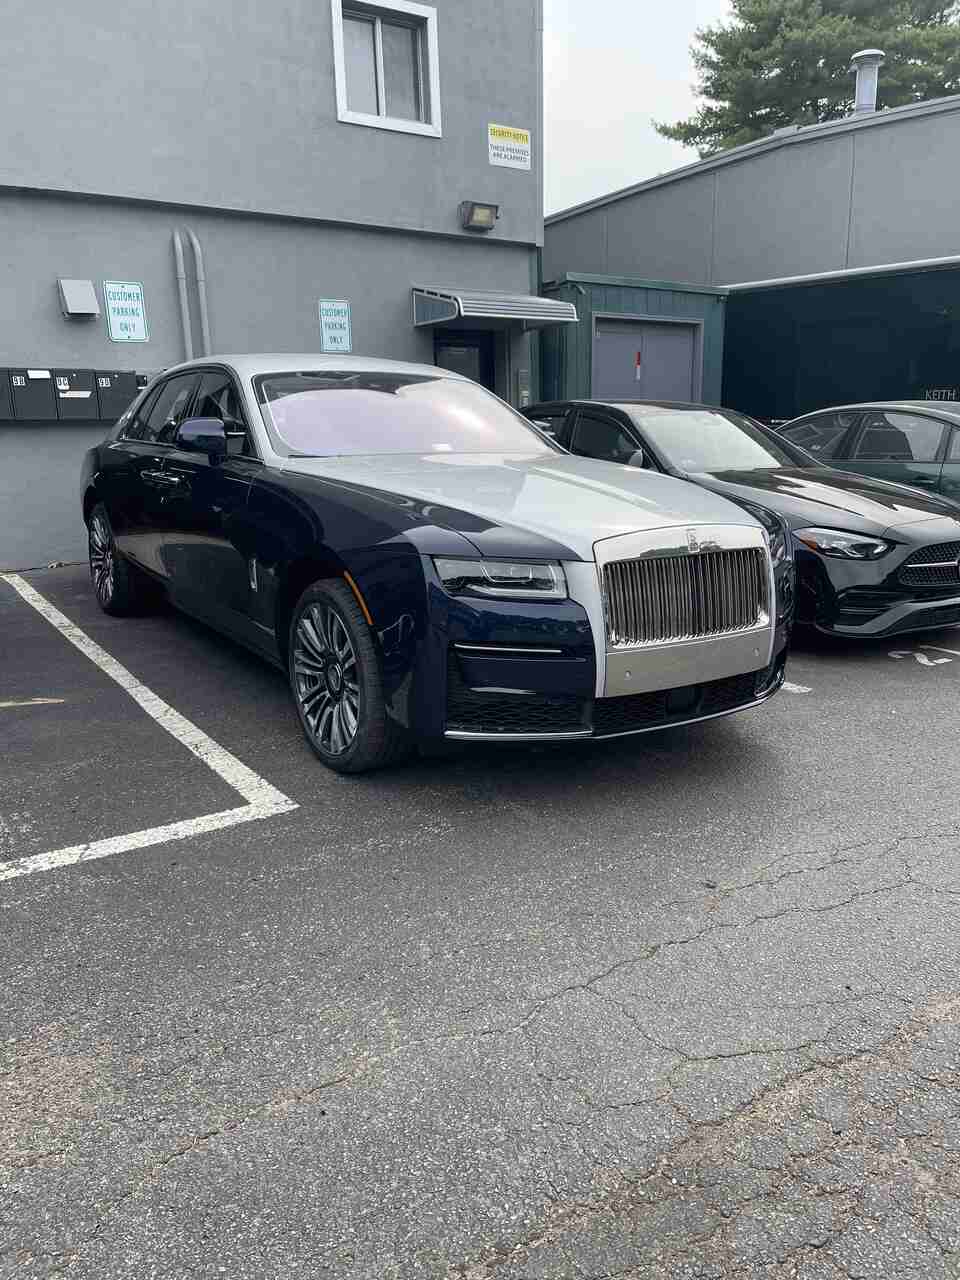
[543,0,732,214]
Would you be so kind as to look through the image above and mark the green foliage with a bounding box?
[656,0,960,155]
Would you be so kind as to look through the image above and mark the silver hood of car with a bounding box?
[279,452,761,561]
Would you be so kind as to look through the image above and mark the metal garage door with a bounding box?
[592,318,699,401]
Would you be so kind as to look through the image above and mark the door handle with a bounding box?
[142,470,182,487]
[909,475,940,488]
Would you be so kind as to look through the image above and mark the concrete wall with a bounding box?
[544,99,960,287]
[0,424,107,571]
[0,190,535,371]
[0,0,542,246]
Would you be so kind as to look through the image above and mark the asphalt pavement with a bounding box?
[3,565,960,1279]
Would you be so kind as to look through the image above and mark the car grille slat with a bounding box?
[899,541,960,588]
[603,548,769,647]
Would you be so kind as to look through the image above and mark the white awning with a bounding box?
[412,285,578,330]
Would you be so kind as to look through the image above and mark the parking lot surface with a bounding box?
[3,564,960,1279]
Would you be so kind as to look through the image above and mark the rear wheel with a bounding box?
[289,579,412,774]
[87,503,149,616]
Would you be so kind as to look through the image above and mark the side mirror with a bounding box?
[178,416,226,461]
[626,448,647,468]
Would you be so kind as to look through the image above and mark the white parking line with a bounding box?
[0,573,298,883]
[0,697,66,708]
[782,680,812,694]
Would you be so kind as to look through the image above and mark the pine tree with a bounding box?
[656,0,960,155]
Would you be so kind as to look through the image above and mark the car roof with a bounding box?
[535,398,722,412]
[156,353,470,382]
[788,401,960,422]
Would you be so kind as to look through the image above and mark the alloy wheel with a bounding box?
[293,603,360,755]
[89,514,115,606]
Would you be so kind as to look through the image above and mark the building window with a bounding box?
[331,0,441,137]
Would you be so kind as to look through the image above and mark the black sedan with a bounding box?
[80,358,789,774]
[525,398,960,639]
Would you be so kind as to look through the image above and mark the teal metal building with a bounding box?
[539,273,728,405]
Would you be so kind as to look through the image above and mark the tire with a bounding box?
[87,503,150,616]
[288,579,412,774]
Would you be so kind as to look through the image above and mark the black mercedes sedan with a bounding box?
[81,357,790,773]
[525,398,960,639]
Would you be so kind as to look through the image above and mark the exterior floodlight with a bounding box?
[459,201,500,232]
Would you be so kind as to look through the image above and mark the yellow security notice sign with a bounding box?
[488,123,531,171]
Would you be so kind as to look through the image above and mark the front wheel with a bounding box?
[289,579,412,774]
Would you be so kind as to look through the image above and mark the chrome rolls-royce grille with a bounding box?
[603,547,770,647]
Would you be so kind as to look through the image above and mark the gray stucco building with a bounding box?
[1,0,576,566]
[544,92,960,418]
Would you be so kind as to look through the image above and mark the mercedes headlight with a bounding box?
[794,528,893,560]
[433,558,567,600]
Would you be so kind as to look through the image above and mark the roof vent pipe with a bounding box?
[850,48,884,114]
[171,230,194,360]
[185,228,212,356]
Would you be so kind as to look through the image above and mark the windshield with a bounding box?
[256,371,552,457]
[620,406,814,473]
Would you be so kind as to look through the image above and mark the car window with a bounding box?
[621,406,806,472]
[569,412,637,463]
[851,412,945,462]
[141,374,200,444]
[780,411,857,459]
[949,429,960,462]
[256,372,552,456]
[119,385,162,441]
[191,370,254,457]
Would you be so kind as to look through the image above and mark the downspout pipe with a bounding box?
[186,228,212,356]
[172,229,194,360]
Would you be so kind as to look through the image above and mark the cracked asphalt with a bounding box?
[3,565,960,1279]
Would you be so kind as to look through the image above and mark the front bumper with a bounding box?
[816,591,960,638]
[419,536,786,744]
[797,550,960,638]
[443,643,787,742]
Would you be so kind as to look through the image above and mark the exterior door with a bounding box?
[434,331,496,391]
[96,372,199,578]
[593,318,698,401]
[160,369,261,645]
[843,410,947,492]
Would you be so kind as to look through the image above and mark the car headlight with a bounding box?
[794,528,893,560]
[735,501,791,566]
[433,558,567,600]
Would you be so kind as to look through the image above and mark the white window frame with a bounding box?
[331,0,442,138]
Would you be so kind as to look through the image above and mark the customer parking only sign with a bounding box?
[319,298,352,353]
[103,281,148,342]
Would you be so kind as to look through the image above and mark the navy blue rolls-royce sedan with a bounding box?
[81,356,791,772]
